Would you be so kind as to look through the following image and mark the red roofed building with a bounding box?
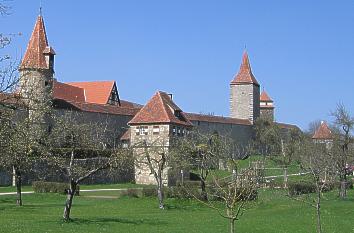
[5,12,301,186]
[312,121,333,143]
[129,91,193,185]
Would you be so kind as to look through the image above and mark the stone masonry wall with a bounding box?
[230,83,260,123]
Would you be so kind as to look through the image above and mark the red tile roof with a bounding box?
[66,81,115,105]
[230,51,259,86]
[128,91,193,127]
[120,128,131,141]
[260,90,273,102]
[20,15,51,69]
[312,121,332,140]
[185,113,252,125]
[53,80,86,102]
[53,99,139,116]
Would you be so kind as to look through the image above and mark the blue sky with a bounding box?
[2,0,354,130]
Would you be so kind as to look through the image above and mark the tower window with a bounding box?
[44,81,49,86]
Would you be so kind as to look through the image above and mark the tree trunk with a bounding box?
[14,167,22,206]
[157,179,164,209]
[283,167,288,189]
[339,180,347,199]
[229,218,235,233]
[316,191,322,233]
[63,179,77,221]
[200,179,208,201]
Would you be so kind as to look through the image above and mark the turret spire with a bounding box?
[20,14,53,69]
[230,50,259,86]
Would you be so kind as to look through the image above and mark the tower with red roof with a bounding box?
[19,13,55,125]
[230,51,260,124]
[260,89,275,121]
[312,121,333,143]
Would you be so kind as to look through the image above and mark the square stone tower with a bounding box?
[230,51,260,124]
[128,91,193,185]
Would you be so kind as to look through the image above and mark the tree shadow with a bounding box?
[63,217,167,226]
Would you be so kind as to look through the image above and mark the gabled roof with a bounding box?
[312,121,333,140]
[53,80,86,102]
[128,91,193,127]
[260,90,273,102]
[20,15,52,69]
[230,51,259,86]
[66,81,116,105]
[53,99,139,116]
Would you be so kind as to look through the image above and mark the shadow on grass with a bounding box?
[62,217,167,226]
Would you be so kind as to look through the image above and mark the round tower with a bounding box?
[230,51,260,124]
[19,14,55,127]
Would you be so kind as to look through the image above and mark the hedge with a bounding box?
[32,181,80,195]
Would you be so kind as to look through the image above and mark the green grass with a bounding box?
[1,188,353,233]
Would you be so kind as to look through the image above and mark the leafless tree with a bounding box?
[47,111,133,220]
[296,138,336,233]
[133,136,170,209]
[330,103,354,199]
[170,131,225,201]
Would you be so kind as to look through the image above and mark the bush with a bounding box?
[176,180,200,188]
[142,187,157,197]
[120,188,140,198]
[32,181,80,195]
[288,181,316,196]
[167,186,201,199]
[189,172,201,181]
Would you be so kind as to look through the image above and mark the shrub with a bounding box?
[32,181,80,195]
[189,172,201,181]
[288,181,316,196]
[176,180,200,188]
[120,188,140,198]
[142,187,157,197]
[167,186,201,199]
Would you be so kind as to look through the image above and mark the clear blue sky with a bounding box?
[2,0,354,130]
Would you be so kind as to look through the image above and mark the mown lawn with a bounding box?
[0,188,353,233]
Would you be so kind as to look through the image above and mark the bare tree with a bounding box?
[331,103,354,199]
[133,136,170,209]
[171,131,224,201]
[296,138,336,233]
[253,117,281,157]
[47,111,133,220]
[0,108,49,206]
[269,128,303,189]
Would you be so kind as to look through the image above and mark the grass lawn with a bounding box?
[0,188,353,233]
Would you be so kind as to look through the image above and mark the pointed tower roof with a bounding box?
[20,15,54,69]
[260,90,273,102]
[128,91,193,127]
[231,51,259,86]
[312,121,333,140]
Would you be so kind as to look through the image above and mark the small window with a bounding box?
[136,126,148,136]
[172,126,176,135]
[44,81,49,86]
[153,126,160,135]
